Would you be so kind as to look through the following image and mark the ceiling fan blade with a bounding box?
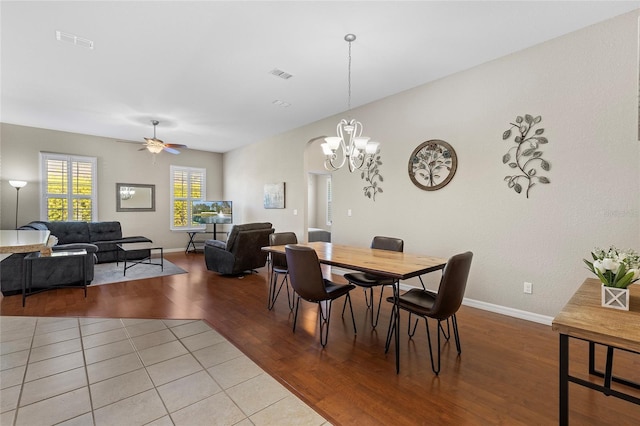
[163,147,181,154]
[164,143,187,148]
[138,147,148,151]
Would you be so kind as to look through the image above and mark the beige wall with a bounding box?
[0,124,224,250]
[223,10,640,318]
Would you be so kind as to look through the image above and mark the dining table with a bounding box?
[262,241,448,373]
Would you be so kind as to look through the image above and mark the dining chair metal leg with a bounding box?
[345,293,357,335]
[384,304,396,353]
[364,288,373,308]
[452,314,462,353]
[267,270,279,310]
[408,313,420,337]
[439,317,451,340]
[424,318,442,375]
[292,295,301,333]
[370,285,390,329]
[318,300,333,347]
[268,270,294,311]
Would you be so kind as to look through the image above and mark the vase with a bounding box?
[601,285,630,311]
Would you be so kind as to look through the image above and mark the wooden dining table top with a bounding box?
[552,278,640,353]
[262,241,448,280]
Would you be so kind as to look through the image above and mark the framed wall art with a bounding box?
[264,182,285,209]
[408,140,458,191]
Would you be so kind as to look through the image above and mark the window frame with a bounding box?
[40,152,98,222]
[170,165,206,231]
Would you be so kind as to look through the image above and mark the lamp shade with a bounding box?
[9,180,27,189]
[365,142,380,155]
[324,137,342,151]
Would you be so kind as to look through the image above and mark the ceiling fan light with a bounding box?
[147,145,164,154]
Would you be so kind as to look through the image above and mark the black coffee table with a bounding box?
[116,242,163,276]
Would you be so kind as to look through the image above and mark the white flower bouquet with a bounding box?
[584,246,640,289]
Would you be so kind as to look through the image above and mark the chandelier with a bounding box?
[321,34,379,172]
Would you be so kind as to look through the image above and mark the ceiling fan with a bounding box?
[140,120,187,155]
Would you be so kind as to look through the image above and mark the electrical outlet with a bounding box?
[524,282,533,294]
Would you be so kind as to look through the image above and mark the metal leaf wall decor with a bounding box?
[501,114,551,198]
[361,148,383,201]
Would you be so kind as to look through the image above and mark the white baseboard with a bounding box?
[165,247,186,254]
[332,267,553,327]
[459,297,553,326]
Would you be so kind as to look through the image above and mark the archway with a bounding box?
[303,136,331,243]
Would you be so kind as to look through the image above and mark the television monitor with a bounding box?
[191,200,233,226]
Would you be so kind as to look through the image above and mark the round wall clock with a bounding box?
[408,139,458,191]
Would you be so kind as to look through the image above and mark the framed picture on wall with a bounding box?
[264,182,285,209]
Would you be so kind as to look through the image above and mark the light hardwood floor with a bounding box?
[2,252,640,425]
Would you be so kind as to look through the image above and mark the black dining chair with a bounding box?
[385,251,473,374]
[343,236,404,328]
[267,232,297,311]
[285,244,357,347]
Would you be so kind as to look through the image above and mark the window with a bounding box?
[170,166,206,230]
[326,175,332,226]
[40,153,97,221]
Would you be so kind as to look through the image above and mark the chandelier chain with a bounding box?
[347,39,352,111]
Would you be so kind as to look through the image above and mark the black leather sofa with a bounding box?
[0,221,151,296]
[204,222,274,275]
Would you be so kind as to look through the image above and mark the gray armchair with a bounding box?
[204,222,274,275]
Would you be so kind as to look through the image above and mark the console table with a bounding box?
[552,278,640,425]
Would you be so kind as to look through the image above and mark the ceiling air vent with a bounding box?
[269,69,293,80]
[272,100,291,108]
[56,30,94,49]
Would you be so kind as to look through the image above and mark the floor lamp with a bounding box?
[9,180,27,229]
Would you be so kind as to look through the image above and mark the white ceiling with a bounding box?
[2,1,639,153]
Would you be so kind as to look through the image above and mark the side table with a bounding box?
[22,249,88,307]
[186,231,206,253]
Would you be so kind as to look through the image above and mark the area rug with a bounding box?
[91,259,187,286]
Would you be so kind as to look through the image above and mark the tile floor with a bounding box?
[0,316,329,426]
